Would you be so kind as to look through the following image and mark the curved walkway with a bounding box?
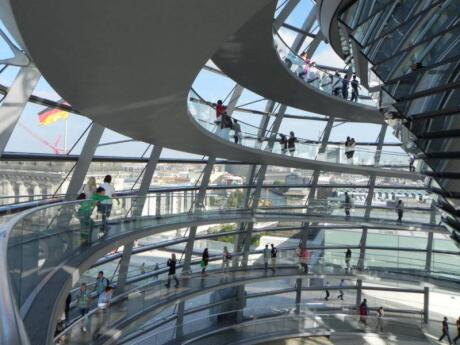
[212,1,382,124]
[3,197,445,345]
[4,0,417,180]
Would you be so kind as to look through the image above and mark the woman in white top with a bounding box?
[99,175,118,231]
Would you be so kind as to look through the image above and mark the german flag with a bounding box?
[38,101,69,126]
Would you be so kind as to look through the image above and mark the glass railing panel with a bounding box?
[189,91,410,170]
[273,31,377,107]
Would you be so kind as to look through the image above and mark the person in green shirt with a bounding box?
[77,187,109,243]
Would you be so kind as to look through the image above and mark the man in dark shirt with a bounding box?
[350,75,360,102]
[439,317,452,344]
[270,244,278,273]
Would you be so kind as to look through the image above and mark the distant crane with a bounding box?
[18,123,64,154]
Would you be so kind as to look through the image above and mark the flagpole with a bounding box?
[64,118,68,153]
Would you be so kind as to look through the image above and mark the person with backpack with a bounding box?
[94,271,110,296]
[270,244,278,272]
[165,253,179,288]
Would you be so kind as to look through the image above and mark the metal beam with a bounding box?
[117,146,163,294]
[306,32,324,56]
[273,0,300,30]
[181,156,216,273]
[133,145,163,216]
[0,66,41,155]
[358,124,387,270]
[65,123,104,200]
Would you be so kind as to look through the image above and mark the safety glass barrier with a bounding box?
[188,90,411,170]
[273,30,377,107]
[55,254,427,345]
[6,192,258,309]
[139,313,424,345]
[8,191,436,310]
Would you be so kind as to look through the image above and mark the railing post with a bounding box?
[357,227,367,271]
[423,287,429,324]
[115,243,134,294]
[355,279,363,309]
[425,232,433,274]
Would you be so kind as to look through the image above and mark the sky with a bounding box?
[0,0,403,159]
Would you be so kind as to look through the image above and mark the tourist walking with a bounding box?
[222,246,231,273]
[93,286,113,340]
[94,271,110,296]
[271,244,278,272]
[376,307,384,332]
[220,112,233,140]
[263,244,270,272]
[99,175,118,232]
[453,316,460,343]
[344,136,352,160]
[439,317,453,344]
[165,253,179,288]
[345,248,352,273]
[76,283,90,332]
[324,281,330,301]
[288,131,298,157]
[298,52,311,80]
[80,176,97,199]
[396,200,404,223]
[332,72,341,96]
[214,100,226,134]
[359,299,369,328]
[233,119,242,144]
[350,75,360,102]
[279,134,288,154]
[201,248,209,274]
[296,243,309,273]
[349,138,356,162]
[343,192,351,219]
[341,74,350,100]
[337,279,345,300]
